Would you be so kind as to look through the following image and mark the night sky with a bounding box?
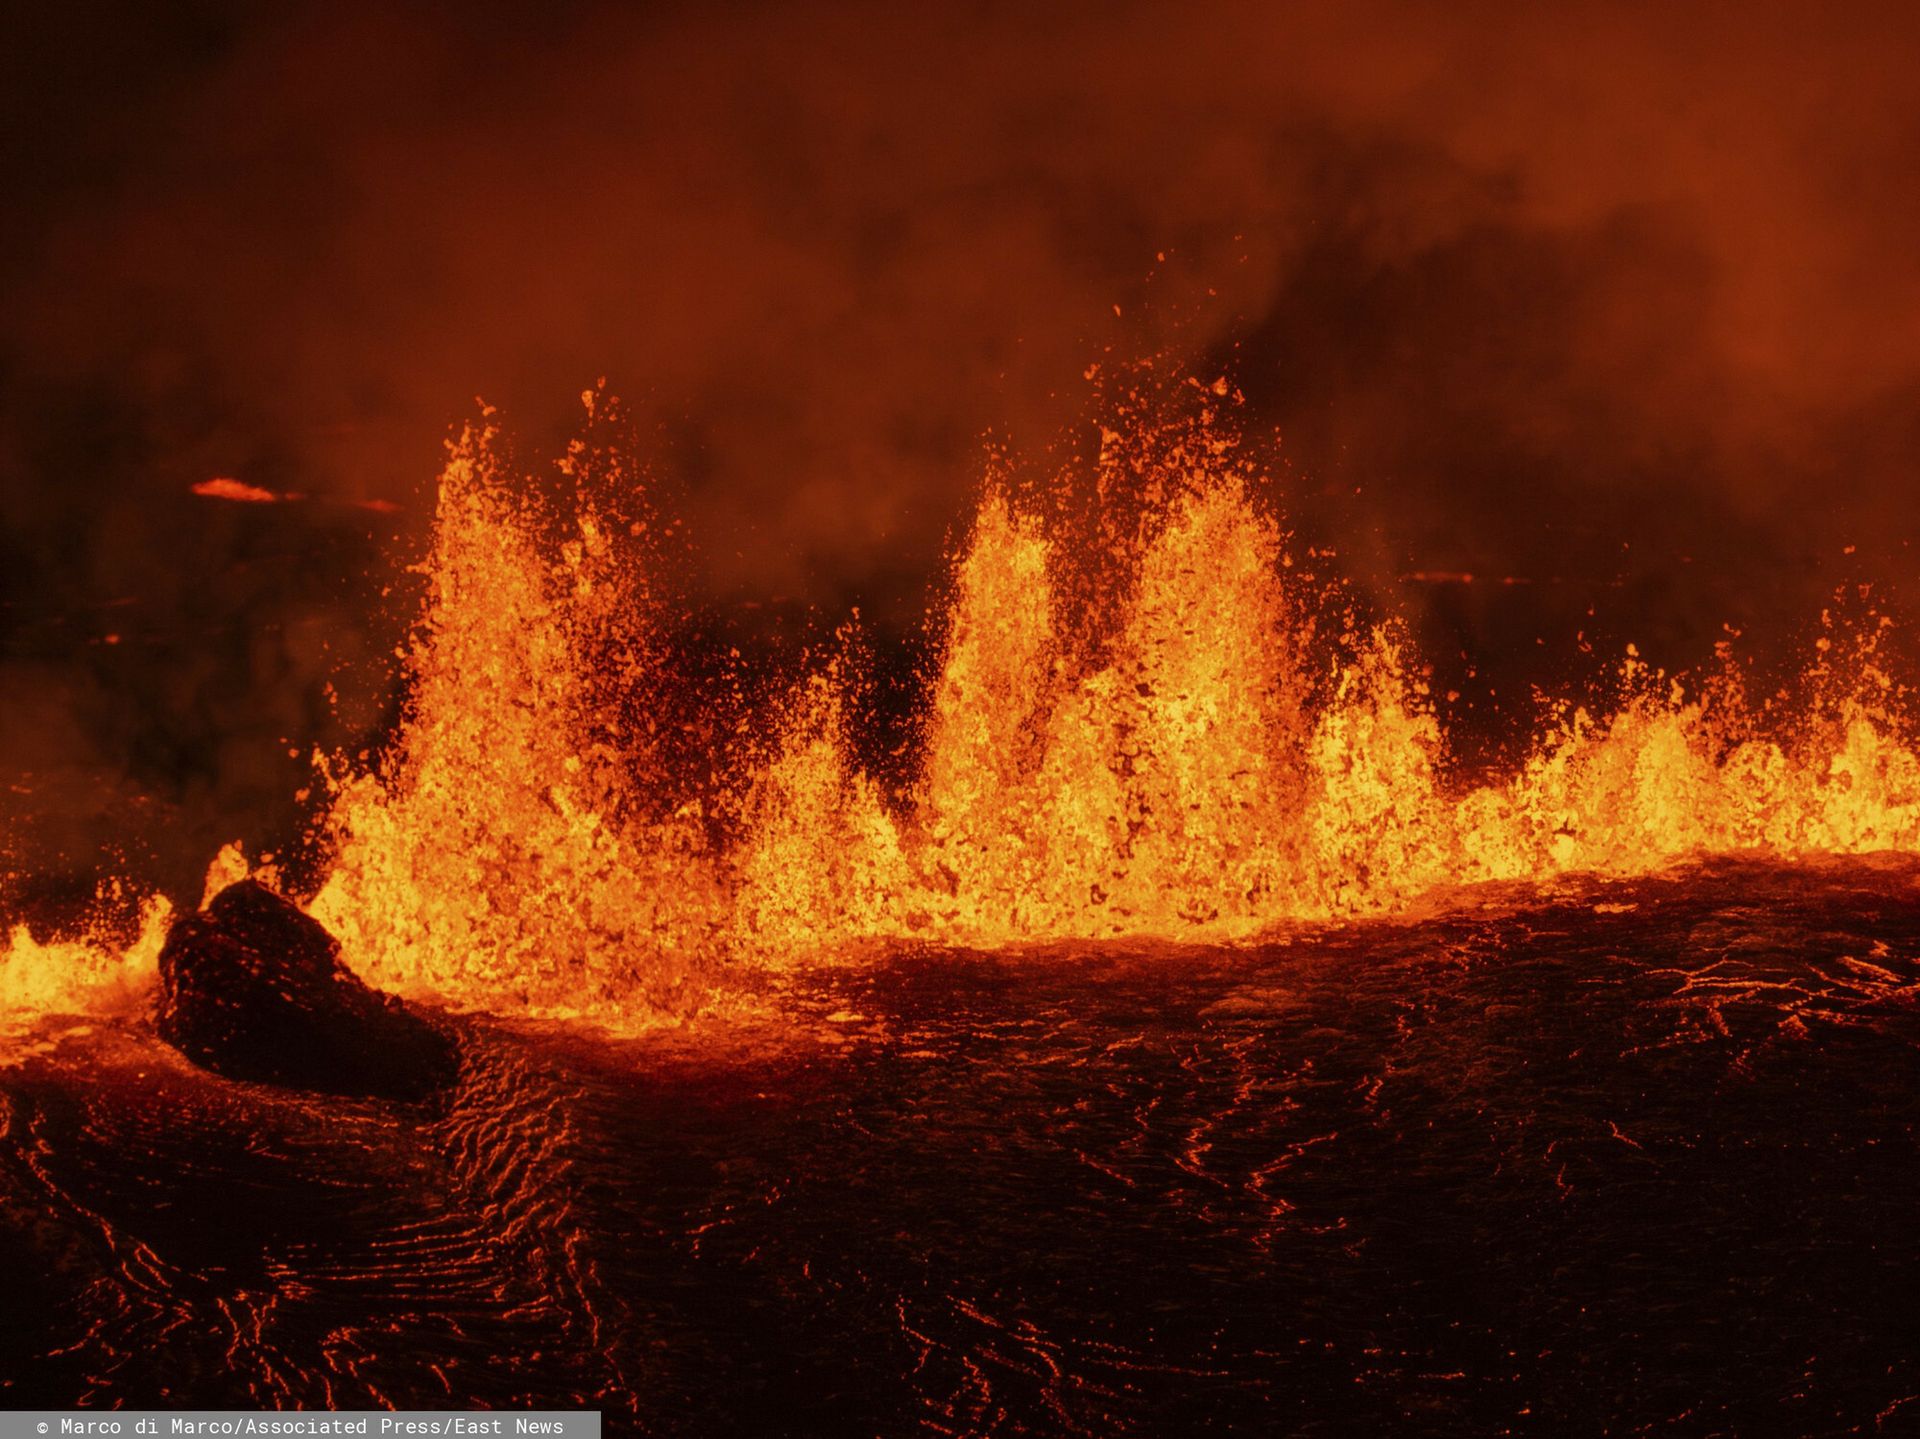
[5,0,1920,899]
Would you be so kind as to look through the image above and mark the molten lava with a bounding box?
[7,385,1920,1030]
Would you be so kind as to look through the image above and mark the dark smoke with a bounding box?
[4,0,1919,899]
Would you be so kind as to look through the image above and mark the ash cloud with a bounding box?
[4,0,1920,889]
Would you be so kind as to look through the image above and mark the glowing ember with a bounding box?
[191,477,286,504]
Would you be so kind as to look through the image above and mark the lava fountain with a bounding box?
[7,383,1920,1030]
[317,387,1920,1008]
[6,382,1920,1432]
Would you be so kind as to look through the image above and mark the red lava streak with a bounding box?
[191,477,286,504]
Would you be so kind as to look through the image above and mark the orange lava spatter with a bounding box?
[309,416,730,1020]
[0,887,172,1044]
[7,387,1920,1030]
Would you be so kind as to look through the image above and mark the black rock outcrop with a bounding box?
[155,880,456,1100]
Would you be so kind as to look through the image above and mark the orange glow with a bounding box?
[310,417,730,1021]
[306,396,1920,1005]
[0,887,172,1042]
[192,476,284,503]
[9,389,1920,1031]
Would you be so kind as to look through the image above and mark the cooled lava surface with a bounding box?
[3,857,1918,1435]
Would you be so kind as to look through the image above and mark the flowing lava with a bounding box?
[6,380,1920,1029]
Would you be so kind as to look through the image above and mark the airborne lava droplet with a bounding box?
[192,476,282,503]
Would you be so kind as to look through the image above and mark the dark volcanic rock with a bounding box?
[154,881,455,1100]
[10,858,1920,1428]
